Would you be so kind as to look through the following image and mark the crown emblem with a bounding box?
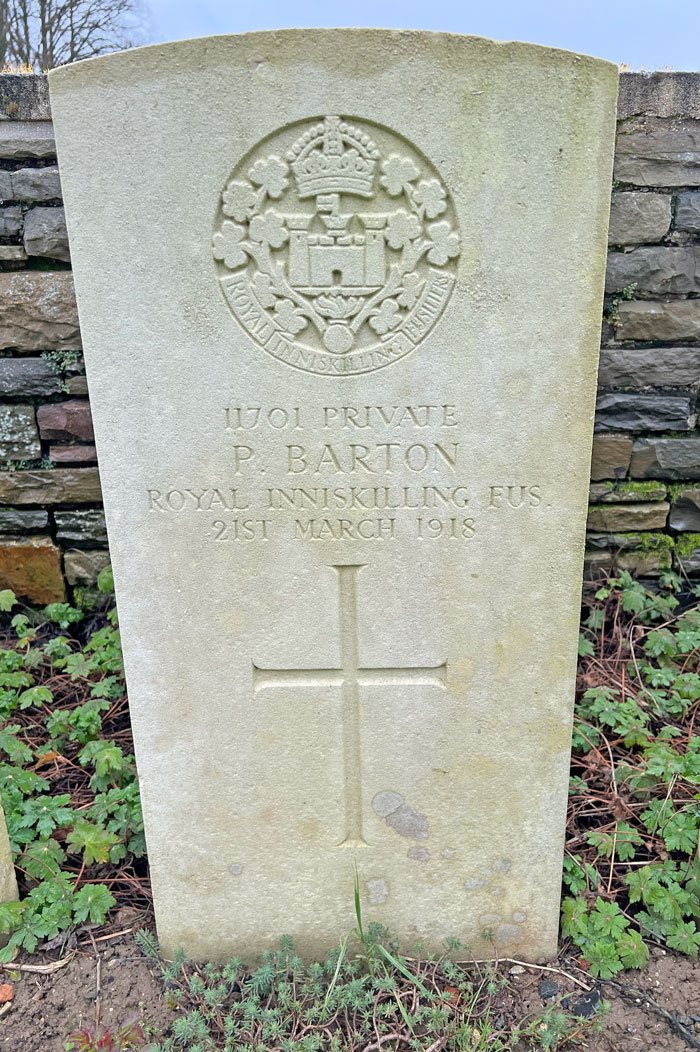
[287,115,379,199]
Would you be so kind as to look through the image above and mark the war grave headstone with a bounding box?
[48,30,618,961]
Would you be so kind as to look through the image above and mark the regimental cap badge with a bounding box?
[214,114,460,376]
[288,116,380,199]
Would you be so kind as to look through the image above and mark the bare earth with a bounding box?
[1,934,698,1051]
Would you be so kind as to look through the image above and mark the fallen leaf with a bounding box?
[35,751,60,766]
[443,985,461,1005]
[0,984,14,1003]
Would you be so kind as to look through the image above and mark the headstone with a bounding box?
[0,799,18,936]
[48,31,617,962]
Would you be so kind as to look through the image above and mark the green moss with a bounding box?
[666,483,699,500]
[612,532,675,552]
[674,533,700,559]
[616,481,668,498]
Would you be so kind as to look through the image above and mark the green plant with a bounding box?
[603,281,637,324]
[65,1014,149,1051]
[135,925,599,1052]
[569,571,700,975]
[41,349,85,394]
[0,582,145,960]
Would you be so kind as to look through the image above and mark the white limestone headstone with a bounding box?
[48,31,618,961]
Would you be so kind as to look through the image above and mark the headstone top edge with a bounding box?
[47,29,619,92]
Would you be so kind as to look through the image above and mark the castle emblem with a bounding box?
[213,116,460,375]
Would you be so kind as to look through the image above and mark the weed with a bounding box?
[65,1013,149,1050]
[135,928,599,1051]
[0,576,145,960]
[569,571,700,975]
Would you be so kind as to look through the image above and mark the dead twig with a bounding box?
[1,952,75,974]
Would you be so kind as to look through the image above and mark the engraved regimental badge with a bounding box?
[213,116,460,375]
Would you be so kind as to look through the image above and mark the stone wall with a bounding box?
[0,71,699,601]
[590,72,700,580]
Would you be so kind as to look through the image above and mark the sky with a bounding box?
[144,0,700,71]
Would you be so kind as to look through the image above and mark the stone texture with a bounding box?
[0,467,101,504]
[0,74,50,120]
[64,548,110,585]
[584,547,671,578]
[590,435,634,480]
[618,72,700,120]
[605,246,700,295]
[54,508,107,545]
[0,798,18,921]
[587,502,670,531]
[49,30,618,962]
[0,404,40,460]
[614,118,700,186]
[0,170,10,200]
[631,437,700,480]
[0,205,21,236]
[0,356,62,397]
[594,392,696,432]
[49,444,97,464]
[583,550,612,578]
[586,531,672,551]
[37,399,93,441]
[676,192,700,234]
[0,120,55,159]
[65,374,88,396]
[23,206,69,261]
[0,245,27,262]
[0,272,80,352]
[620,550,671,575]
[669,489,700,532]
[615,300,700,342]
[589,483,667,503]
[597,347,700,389]
[607,192,671,245]
[0,508,49,533]
[0,535,65,602]
[676,543,700,574]
[10,165,61,202]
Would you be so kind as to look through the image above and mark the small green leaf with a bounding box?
[0,589,16,612]
[97,566,114,593]
[66,819,119,865]
[71,883,116,924]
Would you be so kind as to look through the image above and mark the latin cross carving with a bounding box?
[253,564,447,847]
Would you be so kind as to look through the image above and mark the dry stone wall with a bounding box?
[0,70,699,601]
[590,72,700,581]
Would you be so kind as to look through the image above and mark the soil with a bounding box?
[1,934,699,1051]
[498,946,700,1052]
[0,932,175,1051]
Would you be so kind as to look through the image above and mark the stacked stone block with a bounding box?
[1,72,700,600]
[589,73,700,580]
[0,75,106,602]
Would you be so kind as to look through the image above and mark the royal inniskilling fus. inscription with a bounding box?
[214,115,460,374]
[48,30,618,963]
[144,401,541,544]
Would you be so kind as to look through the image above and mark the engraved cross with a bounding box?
[253,564,447,848]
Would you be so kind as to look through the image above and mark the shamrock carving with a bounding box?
[252,272,277,309]
[413,178,447,219]
[369,298,401,335]
[273,299,307,334]
[248,156,290,198]
[222,179,257,222]
[380,154,420,196]
[212,222,248,269]
[426,221,460,266]
[385,210,422,250]
[397,272,424,309]
[249,210,289,249]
